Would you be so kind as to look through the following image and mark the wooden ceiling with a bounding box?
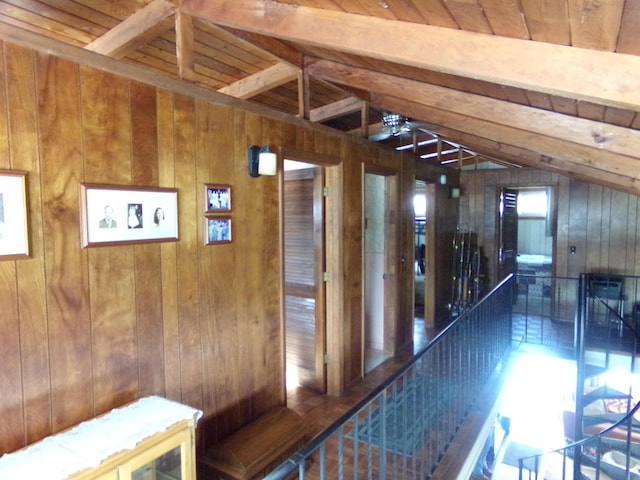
[2,0,640,193]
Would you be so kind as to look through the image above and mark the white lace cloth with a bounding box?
[0,396,202,479]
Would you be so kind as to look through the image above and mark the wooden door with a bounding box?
[498,187,519,282]
[283,166,326,392]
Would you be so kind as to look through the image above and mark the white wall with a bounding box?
[364,174,385,351]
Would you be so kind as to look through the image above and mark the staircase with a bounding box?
[518,273,640,480]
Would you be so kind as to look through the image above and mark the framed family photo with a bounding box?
[204,184,231,213]
[0,170,29,260]
[204,216,232,245]
[80,183,178,248]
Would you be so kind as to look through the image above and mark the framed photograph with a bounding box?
[0,170,29,260]
[205,184,231,213]
[205,216,232,245]
[80,183,178,248]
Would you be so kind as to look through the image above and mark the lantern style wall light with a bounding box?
[248,145,277,177]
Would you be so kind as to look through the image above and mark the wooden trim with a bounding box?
[280,147,341,166]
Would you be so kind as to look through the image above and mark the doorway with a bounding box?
[283,160,326,393]
[414,180,427,318]
[363,170,398,373]
[502,186,556,302]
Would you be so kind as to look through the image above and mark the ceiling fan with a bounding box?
[369,112,435,142]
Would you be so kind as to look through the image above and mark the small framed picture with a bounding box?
[205,216,232,245]
[80,183,178,248]
[205,184,231,213]
[0,170,29,260]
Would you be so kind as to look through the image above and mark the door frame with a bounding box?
[280,147,343,396]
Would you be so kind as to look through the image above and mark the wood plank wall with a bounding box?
[459,168,640,288]
[0,35,429,455]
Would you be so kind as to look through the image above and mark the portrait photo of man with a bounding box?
[99,205,117,228]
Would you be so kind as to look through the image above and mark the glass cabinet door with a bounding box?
[132,445,182,480]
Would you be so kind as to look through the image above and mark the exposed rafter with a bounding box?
[301,57,640,193]
[85,0,176,59]
[218,62,300,99]
[309,97,364,123]
[181,0,640,111]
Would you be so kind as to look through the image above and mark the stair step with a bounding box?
[583,412,640,429]
[584,363,607,380]
[583,386,631,406]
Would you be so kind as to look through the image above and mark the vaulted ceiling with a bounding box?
[2,0,640,194]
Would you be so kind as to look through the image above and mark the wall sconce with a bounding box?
[248,145,277,177]
[449,186,461,199]
[439,174,447,185]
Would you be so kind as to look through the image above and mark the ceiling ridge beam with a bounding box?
[181,0,640,111]
[217,62,300,99]
[85,0,176,59]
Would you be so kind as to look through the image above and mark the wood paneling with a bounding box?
[0,35,420,455]
[460,168,640,288]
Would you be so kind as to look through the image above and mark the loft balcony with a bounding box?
[232,273,640,480]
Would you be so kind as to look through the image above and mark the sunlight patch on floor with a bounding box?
[501,350,576,448]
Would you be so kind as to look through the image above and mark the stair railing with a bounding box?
[264,274,514,480]
[517,272,640,480]
[517,397,640,480]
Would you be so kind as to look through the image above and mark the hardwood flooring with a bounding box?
[286,317,435,441]
[285,316,576,480]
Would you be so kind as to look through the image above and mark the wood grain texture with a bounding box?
[6,41,50,446]
[0,44,24,449]
[458,168,640,288]
[10,30,639,463]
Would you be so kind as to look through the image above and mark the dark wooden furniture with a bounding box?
[200,407,309,480]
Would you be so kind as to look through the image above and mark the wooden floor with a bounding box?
[284,315,574,480]
[286,317,436,441]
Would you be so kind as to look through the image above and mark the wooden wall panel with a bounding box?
[36,52,93,434]
[8,42,49,447]
[341,141,363,387]
[174,93,203,411]
[157,90,182,404]
[131,85,165,399]
[197,102,240,446]
[460,168,640,290]
[0,35,417,455]
[0,44,24,450]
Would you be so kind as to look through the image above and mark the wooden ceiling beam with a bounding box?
[217,62,300,99]
[422,124,640,195]
[306,58,640,162]
[309,96,363,123]
[303,58,640,181]
[85,0,176,59]
[181,0,640,111]
[373,91,640,194]
[175,10,195,81]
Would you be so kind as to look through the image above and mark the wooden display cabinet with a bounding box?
[0,396,201,480]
